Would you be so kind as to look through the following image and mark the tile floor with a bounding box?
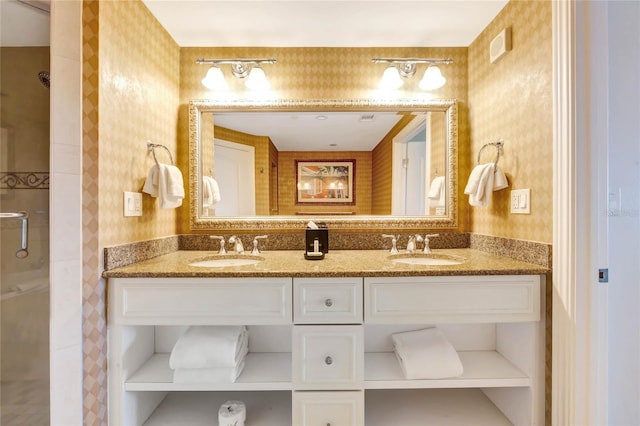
[1,380,49,425]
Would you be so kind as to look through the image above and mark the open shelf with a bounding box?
[364,351,530,389]
[126,353,292,391]
[365,388,512,426]
[143,391,291,426]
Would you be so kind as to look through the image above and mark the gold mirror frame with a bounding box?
[189,98,458,232]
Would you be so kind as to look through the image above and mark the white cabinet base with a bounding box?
[365,389,512,426]
[142,391,291,426]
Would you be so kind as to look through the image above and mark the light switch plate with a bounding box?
[123,191,142,217]
[510,188,530,214]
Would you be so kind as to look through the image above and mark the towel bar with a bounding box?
[476,138,504,167]
[146,140,174,166]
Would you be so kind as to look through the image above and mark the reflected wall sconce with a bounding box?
[372,58,453,90]
[196,58,277,91]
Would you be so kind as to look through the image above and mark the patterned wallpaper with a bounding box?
[468,0,552,243]
[178,46,470,232]
[98,0,180,247]
[82,0,553,422]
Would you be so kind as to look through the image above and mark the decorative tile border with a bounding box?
[0,172,49,189]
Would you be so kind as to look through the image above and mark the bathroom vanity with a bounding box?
[105,249,547,425]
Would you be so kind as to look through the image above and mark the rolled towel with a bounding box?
[170,326,248,369]
[391,327,463,379]
[172,360,246,384]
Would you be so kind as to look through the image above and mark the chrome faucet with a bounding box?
[209,235,226,254]
[251,235,268,255]
[228,236,245,254]
[422,233,440,254]
[406,234,424,253]
[382,234,399,254]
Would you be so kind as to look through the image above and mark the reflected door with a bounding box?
[213,140,255,216]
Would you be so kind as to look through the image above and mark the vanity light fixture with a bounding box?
[372,58,453,90]
[196,58,276,91]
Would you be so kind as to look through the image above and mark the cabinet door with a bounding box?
[292,391,364,426]
[293,325,364,390]
[294,277,363,324]
[365,275,541,324]
[111,277,292,325]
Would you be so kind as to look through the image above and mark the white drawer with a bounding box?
[294,278,363,324]
[110,277,292,325]
[292,391,364,426]
[365,275,541,324]
[293,325,364,390]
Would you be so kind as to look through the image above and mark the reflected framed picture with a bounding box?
[295,159,355,205]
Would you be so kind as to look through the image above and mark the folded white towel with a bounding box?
[142,163,185,209]
[391,327,464,379]
[172,360,246,384]
[493,166,509,191]
[427,176,446,208]
[169,326,248,369]
[464,163,495,207]
[158,163,184,209]
[142,165,159,197]
[202,176,222,208]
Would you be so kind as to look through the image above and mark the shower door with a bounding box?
[0,1,51,424]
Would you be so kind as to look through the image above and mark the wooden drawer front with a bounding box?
[365,275,541,324]
[294,278,363,324]
[292,391,364,426]
[111,277,292,325]
[293,326,364,390]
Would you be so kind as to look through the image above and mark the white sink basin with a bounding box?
[188,255,264,268]
[388,253,466,266]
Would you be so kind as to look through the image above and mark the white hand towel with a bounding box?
[427,176,446,208]
[172,360,246,384]
[392,327,463,379]
[493,166,509,191]
[142,165,159,197]
[169,326,248,369]
[202,176,222,208]
[158,163,185,209]
[465,163,495,207]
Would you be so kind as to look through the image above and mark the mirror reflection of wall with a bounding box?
[192,100,457,225]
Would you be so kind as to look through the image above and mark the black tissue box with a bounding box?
[305,227,329,254]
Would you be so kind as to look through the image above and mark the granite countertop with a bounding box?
[102,248,550,278]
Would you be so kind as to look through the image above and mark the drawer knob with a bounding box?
[324,298,333,307]
[325,356,333,365]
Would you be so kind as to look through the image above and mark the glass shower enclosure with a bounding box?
[1,0,51,424]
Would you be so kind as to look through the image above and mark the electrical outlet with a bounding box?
[123,191,142,217]
[510,189,530,214]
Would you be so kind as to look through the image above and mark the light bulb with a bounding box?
[380,65,403,90]
[419,65,446,90]
[201,66,227,91]
[245,66,270,90]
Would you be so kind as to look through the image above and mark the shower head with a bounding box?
[38,71,50,89]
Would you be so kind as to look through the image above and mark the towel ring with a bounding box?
[146,140,174,166]
[476,138,504,167]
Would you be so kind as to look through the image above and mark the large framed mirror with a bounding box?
[189,98,458,231]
